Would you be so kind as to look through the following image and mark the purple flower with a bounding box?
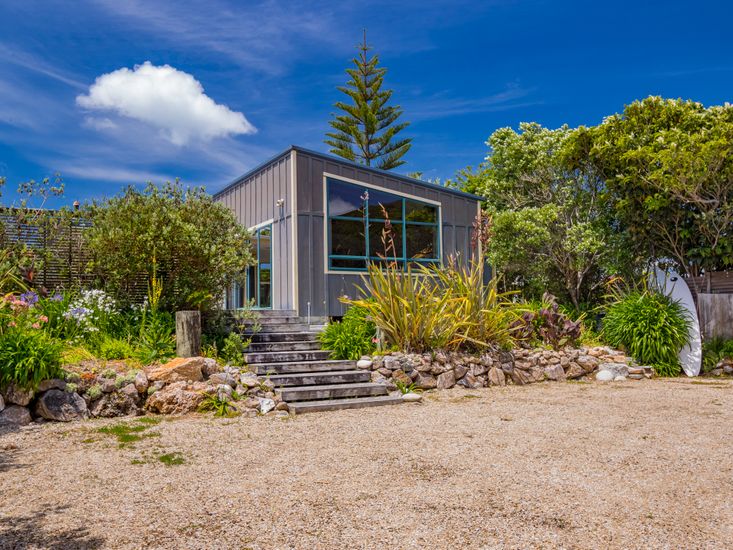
[50,292,64,302]
[20,290,39,305]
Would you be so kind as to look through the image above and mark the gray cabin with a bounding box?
[214,146,483,320]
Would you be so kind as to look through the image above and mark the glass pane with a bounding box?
[259,267,271,308]
[368,221,403,258]
[330,218,365,257]
[246,265,256,303]
[367,188,403,220]
[328,179,365,218]
[331,257,367,269]
[405,200,438,224]
[406,224,438,259]
[258,230,271,267]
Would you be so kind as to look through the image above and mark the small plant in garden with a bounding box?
[701,337,733,372]
[220,332,249,367]
[602,282,691,376]
[511,293,583,349]
[136,259,175,363]
[394,380,420,394]
[97,336,135,360]
[158,452,185,466]
[199,393,239,417]
[318,303,377,360]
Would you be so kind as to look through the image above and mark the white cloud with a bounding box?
[76,61,256,145]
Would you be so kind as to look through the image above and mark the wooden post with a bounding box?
[176,310,201,358]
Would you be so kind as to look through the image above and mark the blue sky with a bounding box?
[1,0,732,208]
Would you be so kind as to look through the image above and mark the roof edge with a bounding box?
[213,145,485,202]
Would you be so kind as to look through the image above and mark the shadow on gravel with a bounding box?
[0,446,28,473]
[0,505,105,549]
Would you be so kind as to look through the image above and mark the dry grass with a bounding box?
[1,379,732,549]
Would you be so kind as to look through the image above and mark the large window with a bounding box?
[327,177,441,271]
[229,224,272,309]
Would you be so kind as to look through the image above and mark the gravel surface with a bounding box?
[1,379,732,549]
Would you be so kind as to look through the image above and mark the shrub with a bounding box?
[318,304,376,360]
[97,337,135,360]
[602,288,691,375]
[511,293,582,349]
[0,328,64,390]
[702,337,733,372]
[220,333,249,367]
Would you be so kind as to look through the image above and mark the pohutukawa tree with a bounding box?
[325,32,412,170]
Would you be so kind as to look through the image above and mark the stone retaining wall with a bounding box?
[359,346,653,390]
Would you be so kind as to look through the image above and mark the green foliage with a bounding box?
[578,97,733,281]
[83,181,253,311]
[347,259,518,353]
[319,304,376,360]
[394,380,419,395]
[456,122,633,310]
[325,33,411,170]
[199,393,239,417]
[702,337,733,372]
[220,333,248,367]
[511,293,582,349]
[97,337,135,360]
[86,384,102,400]
[135,266,175,363]
[602,285,691,375]
[158,452,185,466]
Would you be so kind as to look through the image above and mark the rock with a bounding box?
[488,367,506,386]
[457,373,482,389]
[370,371,388,385]
[470,364,488,377]
[0,405,32,426]
[208,372,237,388]
[628,374,644,380]
[202,358,222,378]
[276,401,290,412]
[595,370,615,382]
[37,379,66,392]
[565,363,586,379]
[145,381,207,415]
[724,365,733,375]
[261,379,275,392]
[414,372,437,390]
[378,367,392,377]
[614,375,627,382]
[709,368,724,376]
[500,362,514,375]
[544,364,566,381]
[120,384,140,401]
[356,359,373,369]
[575,355,599,373]
[0,392,3,412]
[598,362,629,378]
[436,370,456,390]
[240,373,259,388]
[145,357,204,384]
[402,392,422,402]
[34,390,89,422]
[100,379,116,393]
[383,355,399,370]
[510,369,530,385]
[90,391,142,418]
[3,383,34,407]
[453,365,469,380]
[258,398,276,414]
[134,371,149,394]
[528,366,546,383]
[391,369,412,387]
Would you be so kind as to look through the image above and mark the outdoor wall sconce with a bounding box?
[276,198,285,218]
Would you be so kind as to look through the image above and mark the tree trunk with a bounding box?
[176,310,201,358]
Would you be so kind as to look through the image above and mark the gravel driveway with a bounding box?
[1,379,732,549]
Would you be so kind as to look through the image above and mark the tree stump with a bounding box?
[176,310,201,358]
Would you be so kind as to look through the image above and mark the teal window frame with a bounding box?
[326,177,442,272]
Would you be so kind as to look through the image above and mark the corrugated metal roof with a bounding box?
[212,145,485,202]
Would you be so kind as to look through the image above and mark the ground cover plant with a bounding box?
[318,303,377,360]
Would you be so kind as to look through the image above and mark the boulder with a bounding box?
[0,405,32,426]
[145,381,207,415]
[595,370,615,382]
[202,358,222,378]
[544,364,566,382]
[383,355,399,371]
[90,390,142,418]
[391,369,412,387]
[414,372,437,390]
[470,364,488,377]
[457,373,482,389]
[598,362,629,378]
[240,373,259,388]
[356,359,373,369]
[510,369,530,385]
[436,370,456,390]
[258,397,276,414]
[146,357,204,384]
[453,365,469,380]
[614,375,627,382]
[402,392,422,402]
[3,383,34,407]
[576,355,599,373]
[724,365,733,376]
[37,379,66,392]
[371,371,389,385]
[276,401,290,412]
[528,367,546,383]
[208,372,237,388]
[34,390,89,422]
[487,367,506,386]
[565,363,586,379]
[134,371,149,394]
[120,384,140,402]
[100,379,116,393]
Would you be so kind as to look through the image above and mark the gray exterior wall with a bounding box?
[214,151,295,311]
[294,149,481,318]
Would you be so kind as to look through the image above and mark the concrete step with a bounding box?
[244,350,332,364]
[266,370,370,387]
[280,382,388,402]
[249,332,320,343]
[289,395,403,414]
[252,360,357,375]
[251,310,297,318]
[245,341,322,353]
[244,317,302,325]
